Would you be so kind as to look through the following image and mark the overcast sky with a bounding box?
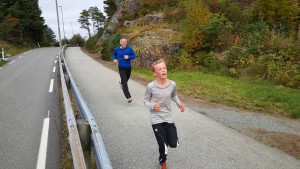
[38,0,105,40]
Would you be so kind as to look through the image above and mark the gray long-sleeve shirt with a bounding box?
[144,80,182,124]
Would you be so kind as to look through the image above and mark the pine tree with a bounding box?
[88,7,106,34]
[0,0,55,46]
[104,0,117,20]
[78,9,92,38]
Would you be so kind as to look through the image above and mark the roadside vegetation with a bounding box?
[0,60,6,66]
[0,40,31,63]
[96,0,300,118]
[133,67,300,118]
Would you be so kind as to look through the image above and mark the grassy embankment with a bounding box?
[133,68,300,118]
[0,40,31,66]
[0,60,6,66]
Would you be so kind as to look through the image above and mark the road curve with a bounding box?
[65,47,299,169]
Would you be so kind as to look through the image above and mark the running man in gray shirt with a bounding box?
[144,59,185,169]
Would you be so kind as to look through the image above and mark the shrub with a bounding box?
[69,34,85,47]
[256,53,300,88]
[85,35,99,52]
[262,31,294,54]
[239,22,271,55]
[140,0,178,10]
[168,49,194,71]
[193,51,221,72]
[164,7,185,24]
[288,39,300,56]
[180,0,211,53]
[253,0,299,34]
[226,46,249,68]
[200,14,233,52]
[100,31,123,61]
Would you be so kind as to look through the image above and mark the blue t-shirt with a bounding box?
[112,46,136,68]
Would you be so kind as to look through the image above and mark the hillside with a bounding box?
[93,0,300,118]
[98,0,300,88]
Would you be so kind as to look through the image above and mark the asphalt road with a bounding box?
[0,48,62,169]
[65,47,300,169]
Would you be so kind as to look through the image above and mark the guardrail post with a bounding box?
[77,119,92,169]
[64,74,71,89]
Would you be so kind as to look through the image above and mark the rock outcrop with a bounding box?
[123,13,165,27]
[98,0,183,68]
[98,0,140,44]
[130,29,182,68]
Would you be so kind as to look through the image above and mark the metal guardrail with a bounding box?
[60,45,112,169]
[58,47,87,169]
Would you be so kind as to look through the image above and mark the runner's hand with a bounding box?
[179,104,185,112]
[153,103,161,112]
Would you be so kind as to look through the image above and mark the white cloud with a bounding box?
[39,0,105,40]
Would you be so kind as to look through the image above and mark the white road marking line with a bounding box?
[56,55,58,58]
[53,66,56,73]
[54,60,57,64]
[19,55,22,58]
[36,117,50,169]
[49,79,54,93]
[8,60,15,64]
[0,68,2,70]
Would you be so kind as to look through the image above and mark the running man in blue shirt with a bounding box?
[112,38,136,103]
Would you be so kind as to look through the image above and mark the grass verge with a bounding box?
[133,68,300,118]
[0,60,7,66]
[0,40,32,67]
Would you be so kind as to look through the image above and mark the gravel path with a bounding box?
[184,98,300,160]
[196,107,300,136]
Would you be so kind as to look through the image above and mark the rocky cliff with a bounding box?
[98,0,183,68]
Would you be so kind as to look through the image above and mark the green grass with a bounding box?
[0,60,7,66]
[133,68,300,118]
[0,40,32,66]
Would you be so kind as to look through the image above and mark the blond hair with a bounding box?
[151,59,165,72]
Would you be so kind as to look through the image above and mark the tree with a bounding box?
[78,9,92,38]
[104,0,117,20]
[181,0,212,53]
[88,7,106,34]
[41,25,56,46]
[69,34,85,47]
[0,15,19,41]
[254,0,299,33]
[0,0,49,45]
